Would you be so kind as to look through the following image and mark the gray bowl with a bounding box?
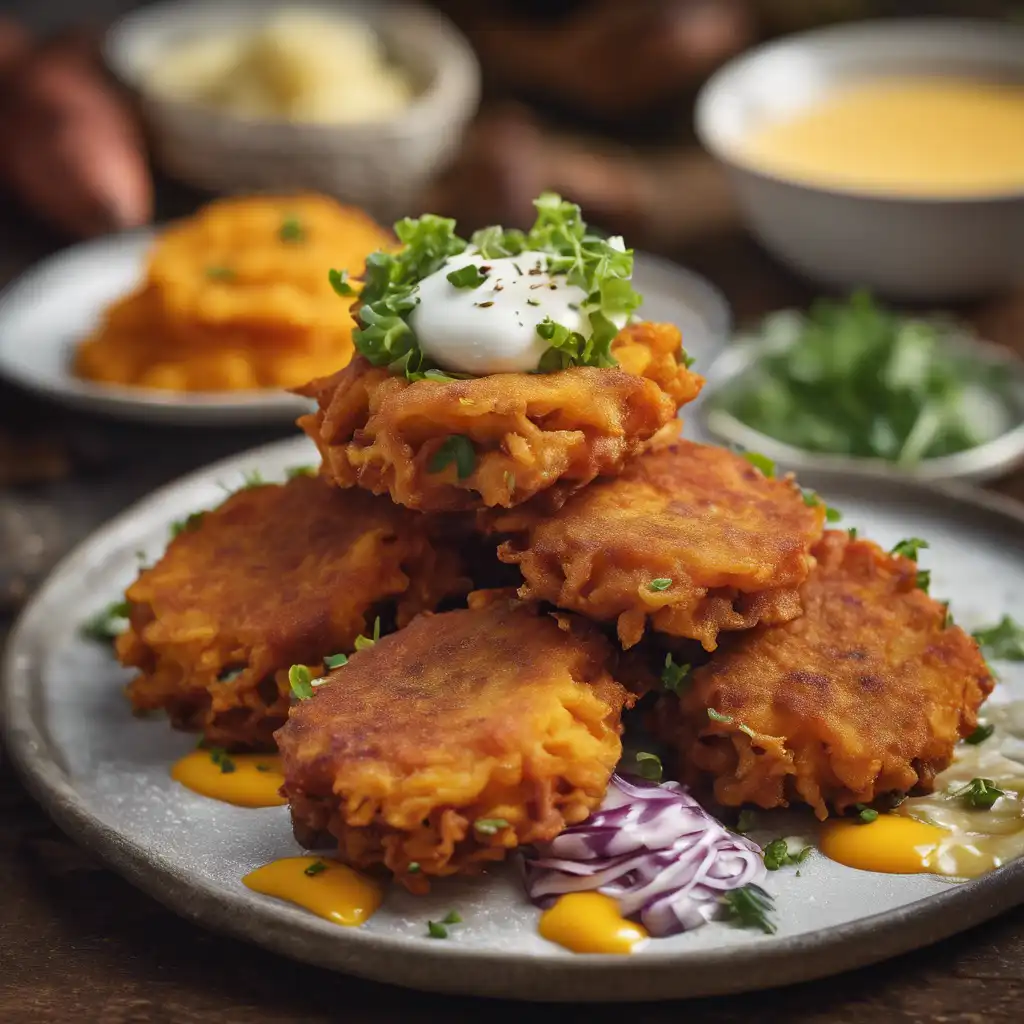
[698,329,1024,486]
[695,19,1024,301]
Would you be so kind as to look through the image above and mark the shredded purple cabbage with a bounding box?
[523,774,765,936]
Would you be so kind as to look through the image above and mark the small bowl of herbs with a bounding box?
[700,291,1024,485]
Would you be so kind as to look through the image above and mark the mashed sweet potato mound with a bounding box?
[490,440,824,650]
[297,321,703,512]
[276,591,634,892]
[656,531,994,818]
[117,474,468,749]
[75,194,391,392]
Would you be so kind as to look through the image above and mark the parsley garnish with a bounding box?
[241,469,265,489]
[956,777,1004,810]
[473,818,510,836]
[762,838,812,871]
[635,751,663,782]
[170,510,205,538]
[442,910,462,924]
[735,810,758,834]
[802,489,842,522]
[205,265,234,281]
[719,885,776,935]
[972,616,1024,661]
[707,708,733,724]
[255,763,272,772]
[285,465,316,480]
[346,193,642,379]
[353,617,381,652]
[965,723,994,745]
[80,600,132,643]
[916,569,931,594]
[426,910,462,938]
[328,268,355,296]
[854,804,878,824]
[661,653,691,695]
[304,860,327,876]
[447,264,488,289]
[324,653,348,670]
[279,215,305,243]
[648,578,672,592]
[891,537,929,561]
[288,665,314,700]
[848,527,858,540]
[408,862,421,873]
[207,747,236,774]
[429,435,476,479]
[742,451,775,477]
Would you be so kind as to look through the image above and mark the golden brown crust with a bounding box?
[656,530,994,819]
[275,594,634,891]
[297,322,703,513]
[117,474,469,749]
[489,440,824,650]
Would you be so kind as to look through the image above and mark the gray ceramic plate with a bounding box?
[0,233,728,428]
[3,436,1024,1002]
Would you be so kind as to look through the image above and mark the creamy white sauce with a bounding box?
[409,250,598,375]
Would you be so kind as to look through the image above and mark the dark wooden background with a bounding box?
[2,148,1024,1023]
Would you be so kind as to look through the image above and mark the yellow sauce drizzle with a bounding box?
[243,857,383,926]
[539,892,649,954]
[820,814,948,874]
[170,750,287,807]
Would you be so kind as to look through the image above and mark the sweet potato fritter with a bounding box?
[117,474,468,750]
[297,322,703,513]
[276,591,634,892]
[489,440,824,650]
[656,531,994,819]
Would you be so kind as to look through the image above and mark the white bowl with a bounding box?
[104,0,480,222]
[695,19,1024,301]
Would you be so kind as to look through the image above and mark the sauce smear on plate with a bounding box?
[539,892,649,954]
[243,857,383,926]
[171,750,287,808]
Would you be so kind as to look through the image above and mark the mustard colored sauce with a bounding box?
[539,892,649,955]
[243,857,383,927]
[820,814,948,874]
[741,77,1024,197]
[170,750,287,808]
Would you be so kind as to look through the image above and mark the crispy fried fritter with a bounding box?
[297,322,703,513]
[490,440,824,650]
[117,474,468,750]
[656,531,994,819]
[276,591,634,892]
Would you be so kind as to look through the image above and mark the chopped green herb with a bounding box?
[285,465,316,480]
[473,818,510,836]
[442,910,462,925]
[916,569,931,594]
[735,809,758,834]
[446,264,488,289]
[762,838,812,871]
[526,298,540,307]
[648,578,672,592]
[170,510,206,538]
[328,268,355,297]
[800,489,842,522]
[719,885,776,935]
[504,471,516,494]
[279,215,305,243]
[304,860,328,877]
[891,537,929,561]
[848,527,858,540]
[207,747,236,774]
[708,708,733,725]
[353,617,381,652]
[80,600,132,643]
[661,653,691,695]
[427,920,449,939]
[289,664,314,700]
[429,435,476,480]
[635,751,663,782]
[742,451,775,477]
[255,763,272,772]
[324,653,348,670]
[956,777,1004,810]
[972,616,1024,661]
[205,265,234,281]
[941,602,954,629]
[825,505,843,523]
[854,804,878,824]
[241,469,265,489]
[965,723,995,745]
[408,862,421,873]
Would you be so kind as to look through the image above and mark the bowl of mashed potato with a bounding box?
[105,1,480,220]
[696,19,1024,300]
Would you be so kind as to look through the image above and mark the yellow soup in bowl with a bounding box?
[741,77,1024,197]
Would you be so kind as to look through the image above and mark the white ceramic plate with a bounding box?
[4,436,1024,1001]
[0,232,730,428]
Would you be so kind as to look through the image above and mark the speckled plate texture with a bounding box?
[3,436,1024,1002]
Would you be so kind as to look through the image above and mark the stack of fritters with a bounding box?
[119,473,468,749]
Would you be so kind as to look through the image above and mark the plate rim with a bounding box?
[3,435,1024,1002]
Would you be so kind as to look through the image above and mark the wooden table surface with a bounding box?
[2,184,1024,1024]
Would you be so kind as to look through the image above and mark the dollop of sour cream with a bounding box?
[409,250,610,375]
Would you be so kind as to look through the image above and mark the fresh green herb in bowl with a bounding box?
[701,292,1024,484]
